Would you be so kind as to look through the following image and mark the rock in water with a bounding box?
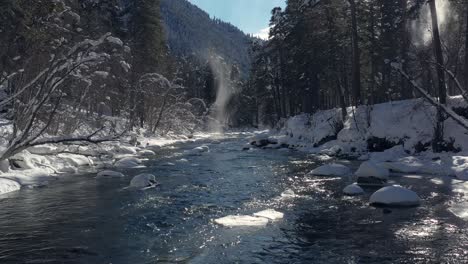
[343,183,364,196]
[310,163,352,177]
[97,170,124,178]
[214,215,269,227]
[114,157,142,168]
[0,178,21,195]
[253,209,284,220]
[129,174,158,189]
[355,161,389,186]
[369,185,420,207]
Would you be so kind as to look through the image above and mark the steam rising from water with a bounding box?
[208,54,233,133]
[410,0,452,46]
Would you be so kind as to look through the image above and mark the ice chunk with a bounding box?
[310,163,351,177]
[28,145,60,155]
[113,145,138,155]
[449,202,468,220]
[343,183,364,196]
[214,215,269,227]
[97,170,124,178]
[0,178,21,195]
[355,161,389,180]
[253,209,284,220]
[369,185,420,207]
[129,173,157,189]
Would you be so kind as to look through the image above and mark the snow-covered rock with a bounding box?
[114,157,142,168]
[10,151,42,169]
[185,145,209,155]
[369,145,407,162]
[281,189,296,198]
[97,170,124,178]
[139,150,155,157]
[214,215,269,227]
[310,163,352,177]
[343,183,364,196]
[0,178,21,195]
[253,209,284,220]
[57,153,92,167]
[369,185,421,207]
[355,162,389,179]
[113,145,138,155]
[129,173,157,189]
[146,144,161,152]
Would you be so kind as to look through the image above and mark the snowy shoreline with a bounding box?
[0,133,211,196]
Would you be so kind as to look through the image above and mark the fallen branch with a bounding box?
[391,62,468,131]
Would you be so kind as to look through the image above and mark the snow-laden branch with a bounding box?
[391,62,468,131]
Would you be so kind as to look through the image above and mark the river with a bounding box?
[0,133,467,263]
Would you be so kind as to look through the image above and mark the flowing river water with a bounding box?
[0,133,468,263]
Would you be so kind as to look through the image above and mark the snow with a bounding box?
[57,153,92,167]
[139,150,155,156]
[369,185,421,207]
[449,202,468,220]
[355,161,390,180]
[129,173,157,189]
[0,159,9,173]
[253,209,284,220]
[97,170,124,178]
[214,215,269,227]
[113,145,138,155]
[309,163,351,177]
[0,178,21,195]
[343,183,364,195]
[114,157,142,168]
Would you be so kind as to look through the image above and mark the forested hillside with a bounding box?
[160,0,252,76]
[245,0,468,152]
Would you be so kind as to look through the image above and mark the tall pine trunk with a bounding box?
[429,0,447,152]
[349,0,361,106]
[465,3,468,92]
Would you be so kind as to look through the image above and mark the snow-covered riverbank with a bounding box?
[0,131,216,195]
[256,96,468,181]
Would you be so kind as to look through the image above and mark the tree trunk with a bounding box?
[429,0,447,152]
[429,0,447,105]
[465,3,468,92]
[349,0,361,106]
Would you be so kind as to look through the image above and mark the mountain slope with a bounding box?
[160,0,252,74]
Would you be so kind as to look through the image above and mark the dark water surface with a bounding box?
[0,134,467,263]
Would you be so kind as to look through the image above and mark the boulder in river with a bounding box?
[369,185,420,207]
[355,161,389,187]
[114,157,142,168]
[97,170,124,178]
[343,183,364,196]
[129,173,158,189]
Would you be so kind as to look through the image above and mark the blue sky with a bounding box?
[188,0,286,39]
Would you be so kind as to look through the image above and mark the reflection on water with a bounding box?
[0,134,468,263]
